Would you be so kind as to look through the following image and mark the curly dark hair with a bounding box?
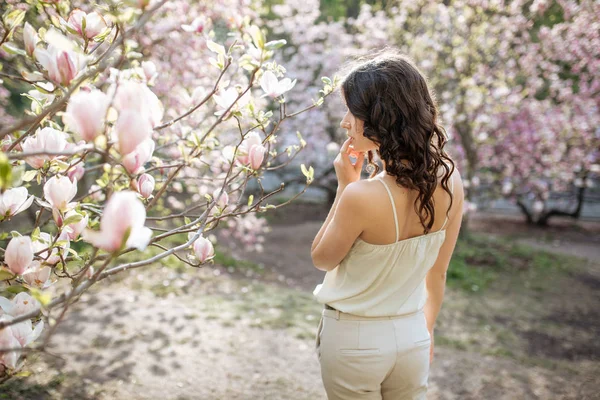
[339,48,455,234]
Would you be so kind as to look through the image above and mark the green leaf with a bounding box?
[300,163,309,177]
[6,285,27,294]
[321,76,332,85]
[31,227,40,242]
[0,268,16,281]
[0,152,11,190]
[10,231,22,238]
[247,194,253,207]
[1,42,26,56]
[248,25,265,49]
[22,169,38,182]
[62,213,83,226]
[208,57,222,71]
[264,39,286,50]
[206,39,226,56]
[3,9,26,34]
[93,26,112,43]
[300,164,314,184]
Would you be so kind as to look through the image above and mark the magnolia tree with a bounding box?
[491,0,600,224]
[268,0,599,222]
[0,0,333,378]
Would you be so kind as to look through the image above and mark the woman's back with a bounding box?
[357,170,456,246]
[313,168,461,317]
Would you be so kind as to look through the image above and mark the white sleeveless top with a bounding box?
[313,174,454,317]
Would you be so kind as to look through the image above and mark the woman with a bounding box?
[311,49,464,400]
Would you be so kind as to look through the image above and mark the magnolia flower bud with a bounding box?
[122,139,155,174]
[249,144,266,170]
[141,61,157,83]
[137,173,155,199]
[24,22,39,56]
[43,175,78,212]
[63,89,110,142]
[67,163,85,182]
[34,44,81,86]
[116,111,153,155]
[212,188,229,209]
[193,235,214,263]
[5,236,34,276]
[236,131,262,165]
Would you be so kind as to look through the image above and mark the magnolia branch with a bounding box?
[0,0,168,142]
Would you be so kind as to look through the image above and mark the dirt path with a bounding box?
[3,211,599,399]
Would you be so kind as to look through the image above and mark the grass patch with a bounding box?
[192,279,323,340]
[447,233,579,293]
[212,250,264,274]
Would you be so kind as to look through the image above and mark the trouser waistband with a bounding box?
[322,304,424,321]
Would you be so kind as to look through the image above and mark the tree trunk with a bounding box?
[536,185,586,226]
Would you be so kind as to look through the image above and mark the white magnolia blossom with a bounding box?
[259,70,297,98]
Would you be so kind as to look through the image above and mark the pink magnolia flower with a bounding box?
[193,235,214,263]
[0,324,20,369]
[0,187,34,221]
[212,188,229,209]
[43,175,78,212]
[141,61,158,84]
[33,44,82,86]
[22,261,52,289]
[122,139,155,174]
[23,22,39,56]
[63,210,89,240]
[112,82,163,154]
[9,319,44,347]
[115,111,153,155]
[259,70,297,99]
[136,173,155,199]
[113,81,163,128]
[63,89,110,142]
[21,127,69,169]
[4,236,33,276]
[181,16,208,33]
[67,163,85,182]
[0,292,41,317]
[249,144,266,170]
[67,9,107,39]
[236,131,266,169]
[82,191,152,252]
[236,131,262,165]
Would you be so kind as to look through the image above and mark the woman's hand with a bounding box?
[334,137,365,189]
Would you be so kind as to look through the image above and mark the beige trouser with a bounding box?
[315,307,431,400]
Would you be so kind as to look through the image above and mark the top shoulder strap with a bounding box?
[376,176,400,242]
